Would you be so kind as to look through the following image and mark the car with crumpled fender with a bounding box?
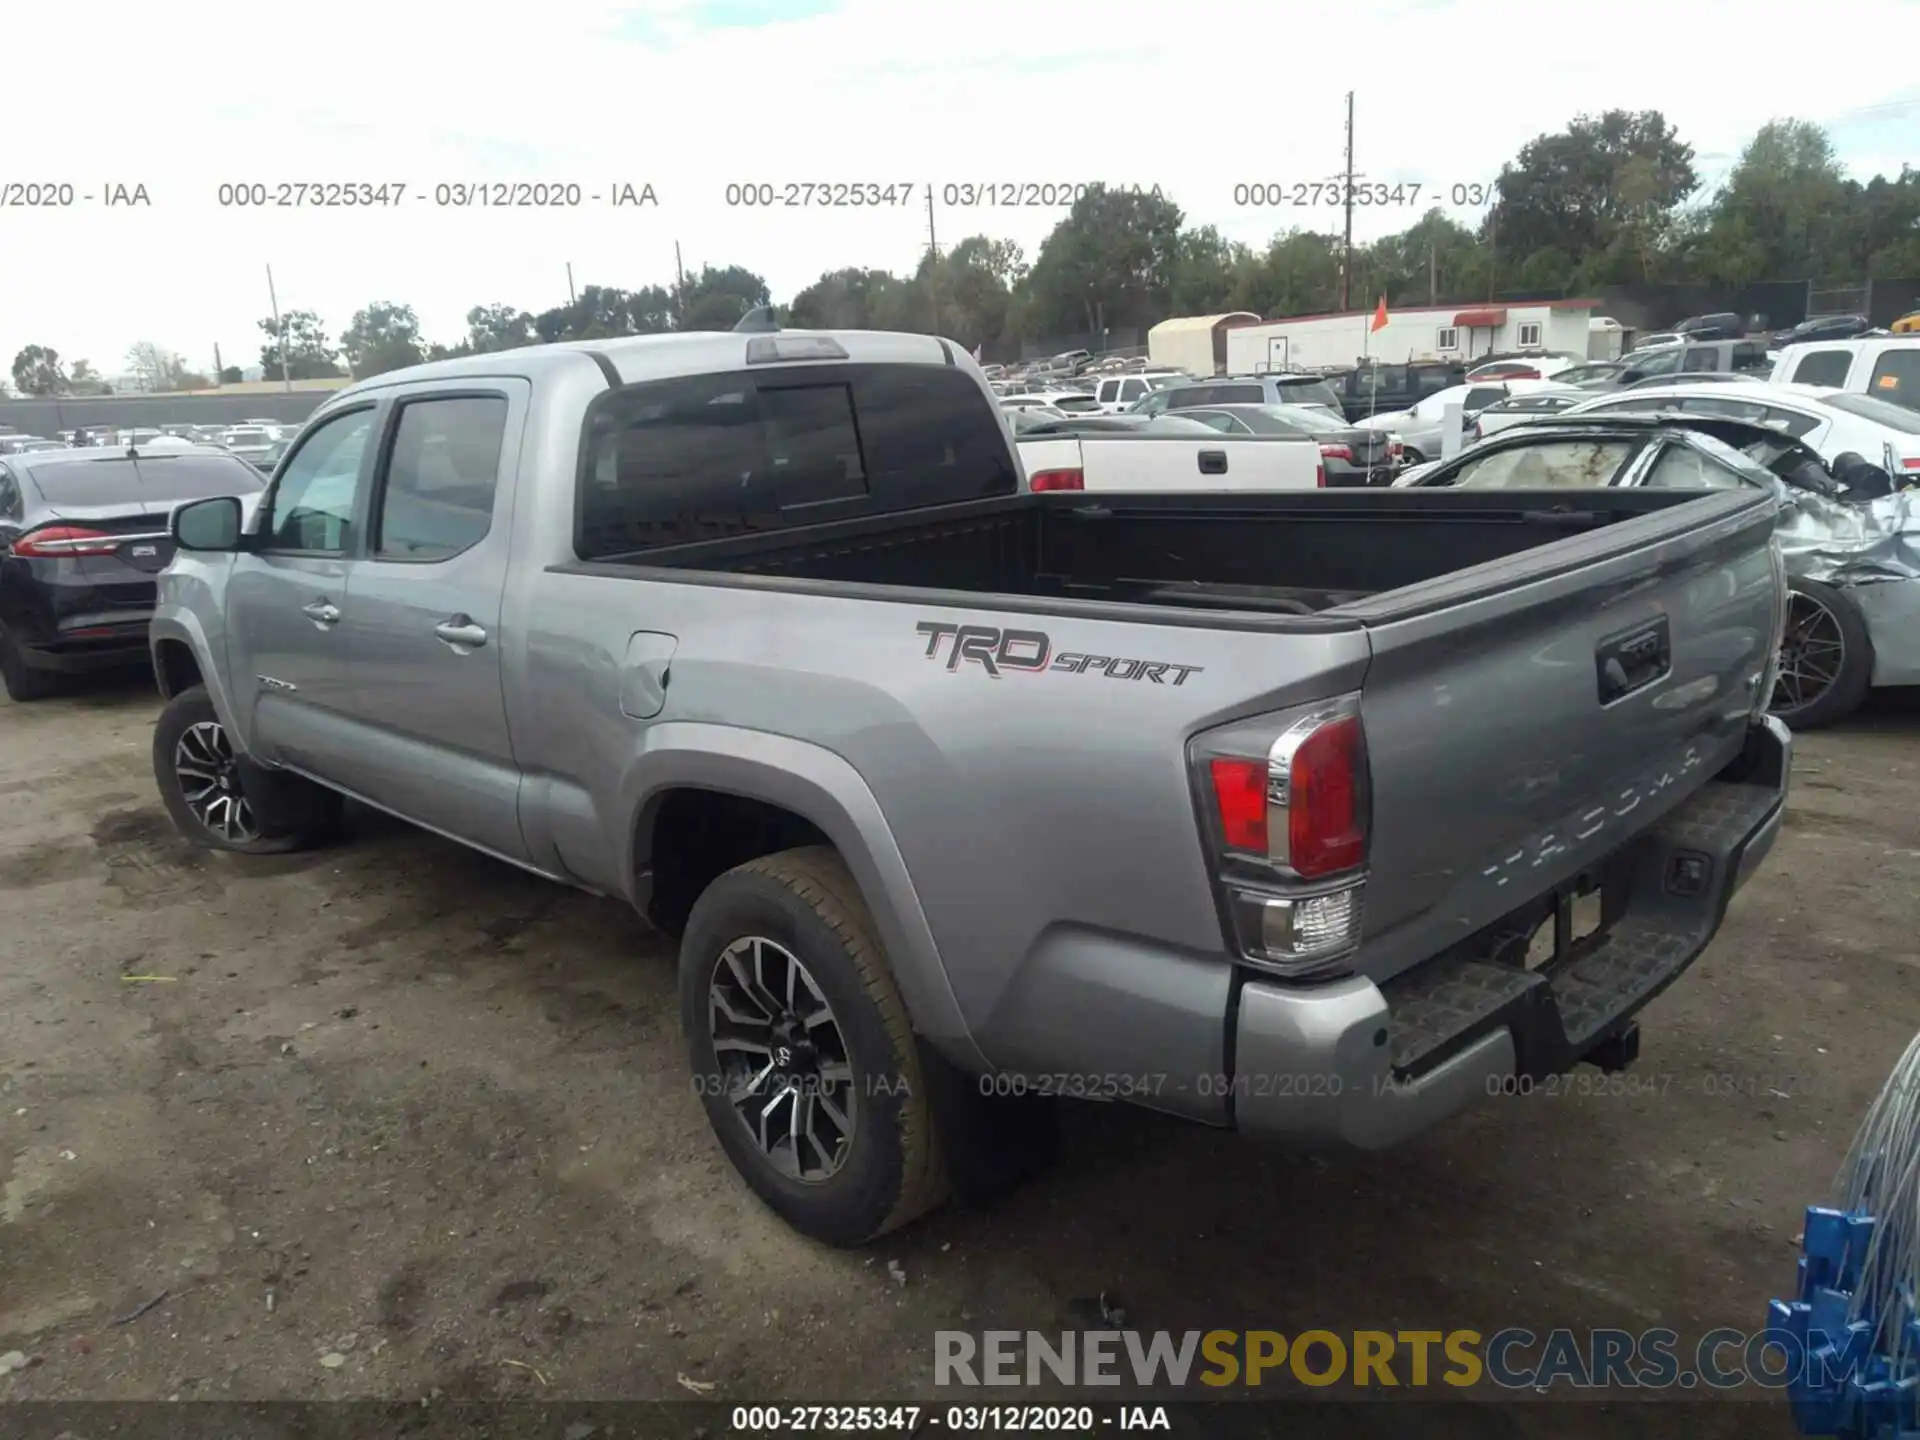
[1399,409,1913,729]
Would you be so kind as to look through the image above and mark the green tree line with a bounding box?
[7,111,1915,396]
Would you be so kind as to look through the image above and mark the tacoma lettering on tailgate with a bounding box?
[915,621,1204,685]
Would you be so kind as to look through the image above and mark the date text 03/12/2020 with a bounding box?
[721,181,1169,208]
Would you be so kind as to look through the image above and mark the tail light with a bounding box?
[1318,444,1353,462]
[1029,468,1084,492]
[1315,463,1326,488]
[1469,422,1483,441]
[1191,695,1370,978]
[1506,368,1541,380]
[12,525,120,557]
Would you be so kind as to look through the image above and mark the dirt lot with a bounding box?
[4,677,1918,1434]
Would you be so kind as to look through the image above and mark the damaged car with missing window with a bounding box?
[1398,408,1916,728]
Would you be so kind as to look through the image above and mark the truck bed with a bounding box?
[567,486,1729,621]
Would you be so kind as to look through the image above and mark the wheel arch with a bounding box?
[622,722,986,1071]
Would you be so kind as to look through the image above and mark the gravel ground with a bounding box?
[4,677,1918,1437]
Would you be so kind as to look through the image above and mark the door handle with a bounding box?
[434,616,489,651]
[301,600,341,627]
[1198,449,1229,475]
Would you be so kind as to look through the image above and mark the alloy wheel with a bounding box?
[1773,591,1846,713]
[707,935,856,1184]
[173,720,260,843]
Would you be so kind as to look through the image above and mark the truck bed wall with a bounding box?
[611,489,1705,612]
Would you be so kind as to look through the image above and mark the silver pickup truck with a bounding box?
[148,325,1792,1246]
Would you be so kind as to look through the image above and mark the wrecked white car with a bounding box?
[1399,410,1914,729]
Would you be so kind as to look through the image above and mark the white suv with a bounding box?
[1092,371,1188,413]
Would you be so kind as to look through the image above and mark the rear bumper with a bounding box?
[1232,715,1791,1148]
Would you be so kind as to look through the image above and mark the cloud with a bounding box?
[4,0,1915,376]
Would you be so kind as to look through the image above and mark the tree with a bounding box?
[217,365,243,385]
[1025,185,1185,339]
[340,301,426,377]
[125,341,189,392]
[11,344,68,396]
[675,264,771,330]
[464,302,535,352]
[1689,121,1861,284]
[258,309,343,380]
[789,268,911,330]
[1489,110,1697,286]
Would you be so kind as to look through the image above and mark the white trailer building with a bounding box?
[1219,300,1602,373]
[1145,312,1261,377]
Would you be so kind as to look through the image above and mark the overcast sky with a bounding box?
[6,0,1917,381]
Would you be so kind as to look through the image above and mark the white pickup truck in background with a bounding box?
[1017,429,1325,492]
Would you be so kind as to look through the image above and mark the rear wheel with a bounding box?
[152,685,341,853]
[1771,578,1873,730]
[0,624,61,702]
[679,846,950,1246]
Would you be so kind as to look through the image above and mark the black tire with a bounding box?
[1771,577,1873,730]
[679,846,950,1246]
[1400,446,1426,465]
[153,685,342,854]
[0,624,61,702]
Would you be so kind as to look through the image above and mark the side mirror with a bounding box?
[173,495,244,552]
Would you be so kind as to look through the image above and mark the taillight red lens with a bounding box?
[1318,444,1353,461]
[1315,463,1326,488]
[1029,468,1085,492]
[1288,715,1366,877]
[1208,758,1269,852]
[12,525,119,557]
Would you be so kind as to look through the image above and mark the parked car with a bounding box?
[1090,371,1188,413]
[1553,382,1920,478]
[1613,338,1772,386]
[1399,409,1908,729]
[1468,391,1585,440]
[1773,314,1873,348]
[1554,361,1632,389]
[1621,372,1763,391]
[219,426,281,465]
[1355,379,1575,462]
[1770,338,1920,413]
[147,324,1788,1245]
[1131,373,1345,420]
[1670,312,1748,341]
[1324,360,1468,421]
[1892,311,1920,336]
[1174,403,1396,486]
[1464,354,1583,383]
[0,445,266,700]
[0,437,64,455]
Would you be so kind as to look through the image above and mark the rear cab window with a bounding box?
[576,364,1018,557]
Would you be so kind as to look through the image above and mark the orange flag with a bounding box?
[1370,296,1390,333]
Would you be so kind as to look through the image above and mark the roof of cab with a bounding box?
[323,328,963,406]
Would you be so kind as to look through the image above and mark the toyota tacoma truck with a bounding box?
[147,324,1792,1246]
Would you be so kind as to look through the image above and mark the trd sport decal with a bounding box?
[915,621,1204,685]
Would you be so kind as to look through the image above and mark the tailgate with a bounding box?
[1074,435,1322,492]
[1337,488,1782,985]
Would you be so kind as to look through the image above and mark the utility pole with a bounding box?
[1486,202,1500,302]
[566,262,578,306]
[674,241,688,326]
[926,184,942,335]
[214,341,224,383]
[1340,91,1356,312]
[1429,243,1438,306]
[266,264,291,392]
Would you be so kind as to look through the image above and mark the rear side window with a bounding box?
[1680,347,1721,372]
[1869,349,1920,412]
[1824,392,1920,432]
[375,395,508,561]
[1791,349,1853,387]
[576,364,1016,556]
[1641,442,1744,490]
[1463,387,1508,411]
[1119,379,1147,401]
[1271,377,1342,410]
